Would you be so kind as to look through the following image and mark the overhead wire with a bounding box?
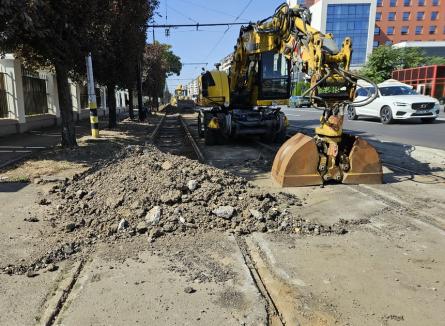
[202,0,254,62]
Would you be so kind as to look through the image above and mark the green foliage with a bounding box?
[292,81,309,96]
[360,45,445,83]
[143,42,182,102]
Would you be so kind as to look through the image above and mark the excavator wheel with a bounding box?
[271,133,383,187]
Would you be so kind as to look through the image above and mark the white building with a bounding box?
[0,54,128,136]
[309,0,377,68]
[186,79,199,99]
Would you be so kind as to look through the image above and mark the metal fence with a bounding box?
[0,72,7,118]
[22,67,48,116]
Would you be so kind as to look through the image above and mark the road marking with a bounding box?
[285,114,301,117]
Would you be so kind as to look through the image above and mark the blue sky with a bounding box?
[151,0,286,92]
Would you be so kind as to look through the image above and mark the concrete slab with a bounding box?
[248,223,445,326]
[0,262,70,326]
[55,234,267,326]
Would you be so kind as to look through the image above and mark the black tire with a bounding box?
[421,117,436,124]
[380,106,393,124]
[274,128,287,143]
[197,115,204,138]
[204,128,217,145]
[347,105,358,120]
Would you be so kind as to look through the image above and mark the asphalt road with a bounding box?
[281,107,445,150]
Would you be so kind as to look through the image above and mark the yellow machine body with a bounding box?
[196,2,383,186]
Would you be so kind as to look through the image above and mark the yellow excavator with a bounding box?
[196,3,383,186]
[171,84,196,110]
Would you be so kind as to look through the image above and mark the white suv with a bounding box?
[348,81,440,124]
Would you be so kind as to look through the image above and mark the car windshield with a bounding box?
[379,86,418,96]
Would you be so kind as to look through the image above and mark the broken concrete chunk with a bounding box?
[148,227,164,242]
[145,206,161,225]
[136,222,148,234]
[249,209,263,221]
[187,180,198,191]
[118,219,129,231]
[76,189,88,199]
[160,190,182,204]
[161,161,173,170]
[65,223,76,233]
[212,206,235,219]
[184,286,196,294]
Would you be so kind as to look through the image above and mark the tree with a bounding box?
[361,45,445,83]
[91,0,157,128]
[142,42,181,110]
[0,1,102,147]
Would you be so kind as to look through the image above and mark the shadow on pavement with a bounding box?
[0,182,29,193]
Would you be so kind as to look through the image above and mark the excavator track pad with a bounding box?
[271,133,383,187]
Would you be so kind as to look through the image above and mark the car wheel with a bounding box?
[421,117,436,124]
[347,105,358,120]
[380,106,393,124]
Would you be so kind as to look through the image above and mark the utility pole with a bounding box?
[86,53,99,138]
[137,58,144,121]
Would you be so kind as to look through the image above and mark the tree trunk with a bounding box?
[55,64,77,148]
[107,84,117,128]
[128,88,134,120]
[136,60,144,121]
[153,96,159,112]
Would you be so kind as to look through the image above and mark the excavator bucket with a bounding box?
[271,133,383,187]
[342,137,383,184]
[271,133,323,187]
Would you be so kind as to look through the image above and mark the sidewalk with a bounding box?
[0,114,130,170]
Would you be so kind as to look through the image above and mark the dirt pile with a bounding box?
[44,145,349,240]
[2,145,351,275]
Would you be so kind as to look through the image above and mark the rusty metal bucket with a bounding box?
[271,133,323,187]
[342,137,383,184]
[271,133,383,187]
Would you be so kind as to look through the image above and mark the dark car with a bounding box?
[289,96,311,108]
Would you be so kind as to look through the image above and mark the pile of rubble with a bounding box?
[44,145,347,242]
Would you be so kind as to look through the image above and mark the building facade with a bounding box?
[392,64,445,101]
[0,54,128,137]
[309,0,377,67]
[374,0,445,47]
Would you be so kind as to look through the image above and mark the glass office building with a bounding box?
[326,4,371,66]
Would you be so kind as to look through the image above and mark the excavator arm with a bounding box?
[245,3,383,186]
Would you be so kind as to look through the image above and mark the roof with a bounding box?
[378,79,413,88]
[393,41,445,49]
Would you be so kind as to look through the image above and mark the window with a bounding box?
[431,12,439,20]
[375,26,381,35]
[373,41,379,48]
[385,40,393,45]
[416,12,424,20]
[388,12,396,20]
[429,25,437,34]
[390,0,397,6]
[387,26,395,35]
[377,0,383,6]
[403,12,410,20]
[403,0,410,5]
[401,26,409,34]
[376,12,382,21]
[415,26,423,34]
[325,4,371,66]
[418,0,425,5]
[432,0,440,5]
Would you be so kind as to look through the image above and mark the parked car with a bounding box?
[289,95,311,108]
[348,81,441,124]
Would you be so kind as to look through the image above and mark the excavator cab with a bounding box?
[257,52,291,103]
